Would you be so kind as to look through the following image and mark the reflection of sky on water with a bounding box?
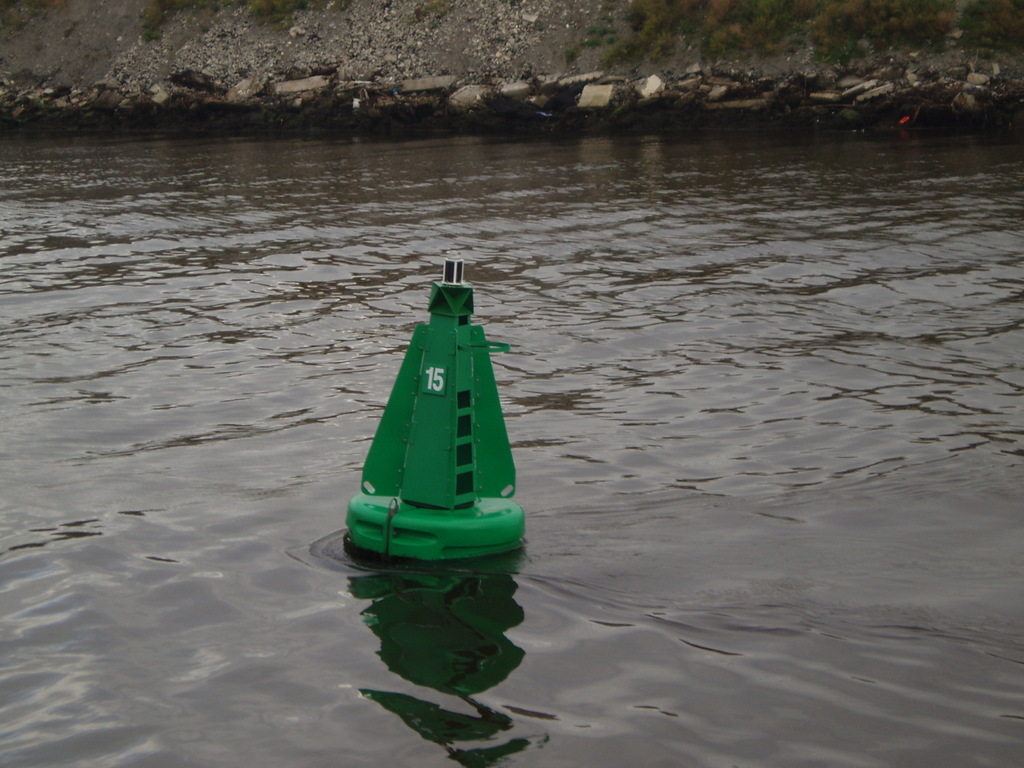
[349,569,546,766]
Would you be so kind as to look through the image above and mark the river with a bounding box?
[1,131,1022,767]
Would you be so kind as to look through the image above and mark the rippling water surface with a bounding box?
[2,132,1023,767]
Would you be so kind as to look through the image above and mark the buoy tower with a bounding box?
[345,258,525,560]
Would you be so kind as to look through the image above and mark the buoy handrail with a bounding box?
[474,340,511,353]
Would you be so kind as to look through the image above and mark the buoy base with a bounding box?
[345,493,525,561]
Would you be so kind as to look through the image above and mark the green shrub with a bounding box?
[605,0,818,62]
[961,0,1024,49]
[584,23,618,47]
[704,0,819,56]
[604,0,699,62]
[811,0,957,60]
[605,0,967,63]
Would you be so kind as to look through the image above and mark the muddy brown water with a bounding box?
[2,132,1023,767]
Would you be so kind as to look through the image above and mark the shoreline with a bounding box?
[4,66,1023,136]
[3,1,1023,138]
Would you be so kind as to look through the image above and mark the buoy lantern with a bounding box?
[345,258,525,560]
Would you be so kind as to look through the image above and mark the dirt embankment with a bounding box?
[2,0,1023,133]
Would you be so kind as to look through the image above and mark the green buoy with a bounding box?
[345,258,525,561]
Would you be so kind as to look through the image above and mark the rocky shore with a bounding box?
[2,1,1023,134]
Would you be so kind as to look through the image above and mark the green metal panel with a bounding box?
[427,282,473,317]
[399,316,460,508]
[470,325,516,499]
[360,325,428,497]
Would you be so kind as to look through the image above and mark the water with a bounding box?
[1,131,1022,767]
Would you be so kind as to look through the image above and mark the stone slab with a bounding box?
[500,80,531,100]
[273,76,329,95]
[637,74,663,99]
[559,71,604,87]
[577,83,614,108]
[855,82,895,102]
[841,79,878,99]
[400,76,457,93]
[449,84,488,108]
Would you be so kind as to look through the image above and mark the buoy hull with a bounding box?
[346,493,525,561]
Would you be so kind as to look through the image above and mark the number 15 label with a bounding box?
[423,366,446,395]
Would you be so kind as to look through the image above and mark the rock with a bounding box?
[118,95,141,111]
[272,75,329,95]
[400,76,456,93]
[170,69,220,93]
[537,76,560,95]
[449,84,488,109]
[707,84,729,101]
[953,90,976,110]
[577,83,614,108]
[150,85,171,105]
[91,89,124,110]
[636,74,663,99]
[841,79,878,99]
[809,91,842,103]
[559,71,604,86]
[954,84,990,111]
[499,80,530,100]
[855,82,895,102]
[228,76,265,102]
[967,72,990,85]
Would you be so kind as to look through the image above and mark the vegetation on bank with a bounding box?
[139,0,336,38]
[605,0,1024,63]
[960,0,1024,50]
[0,0,63,29]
